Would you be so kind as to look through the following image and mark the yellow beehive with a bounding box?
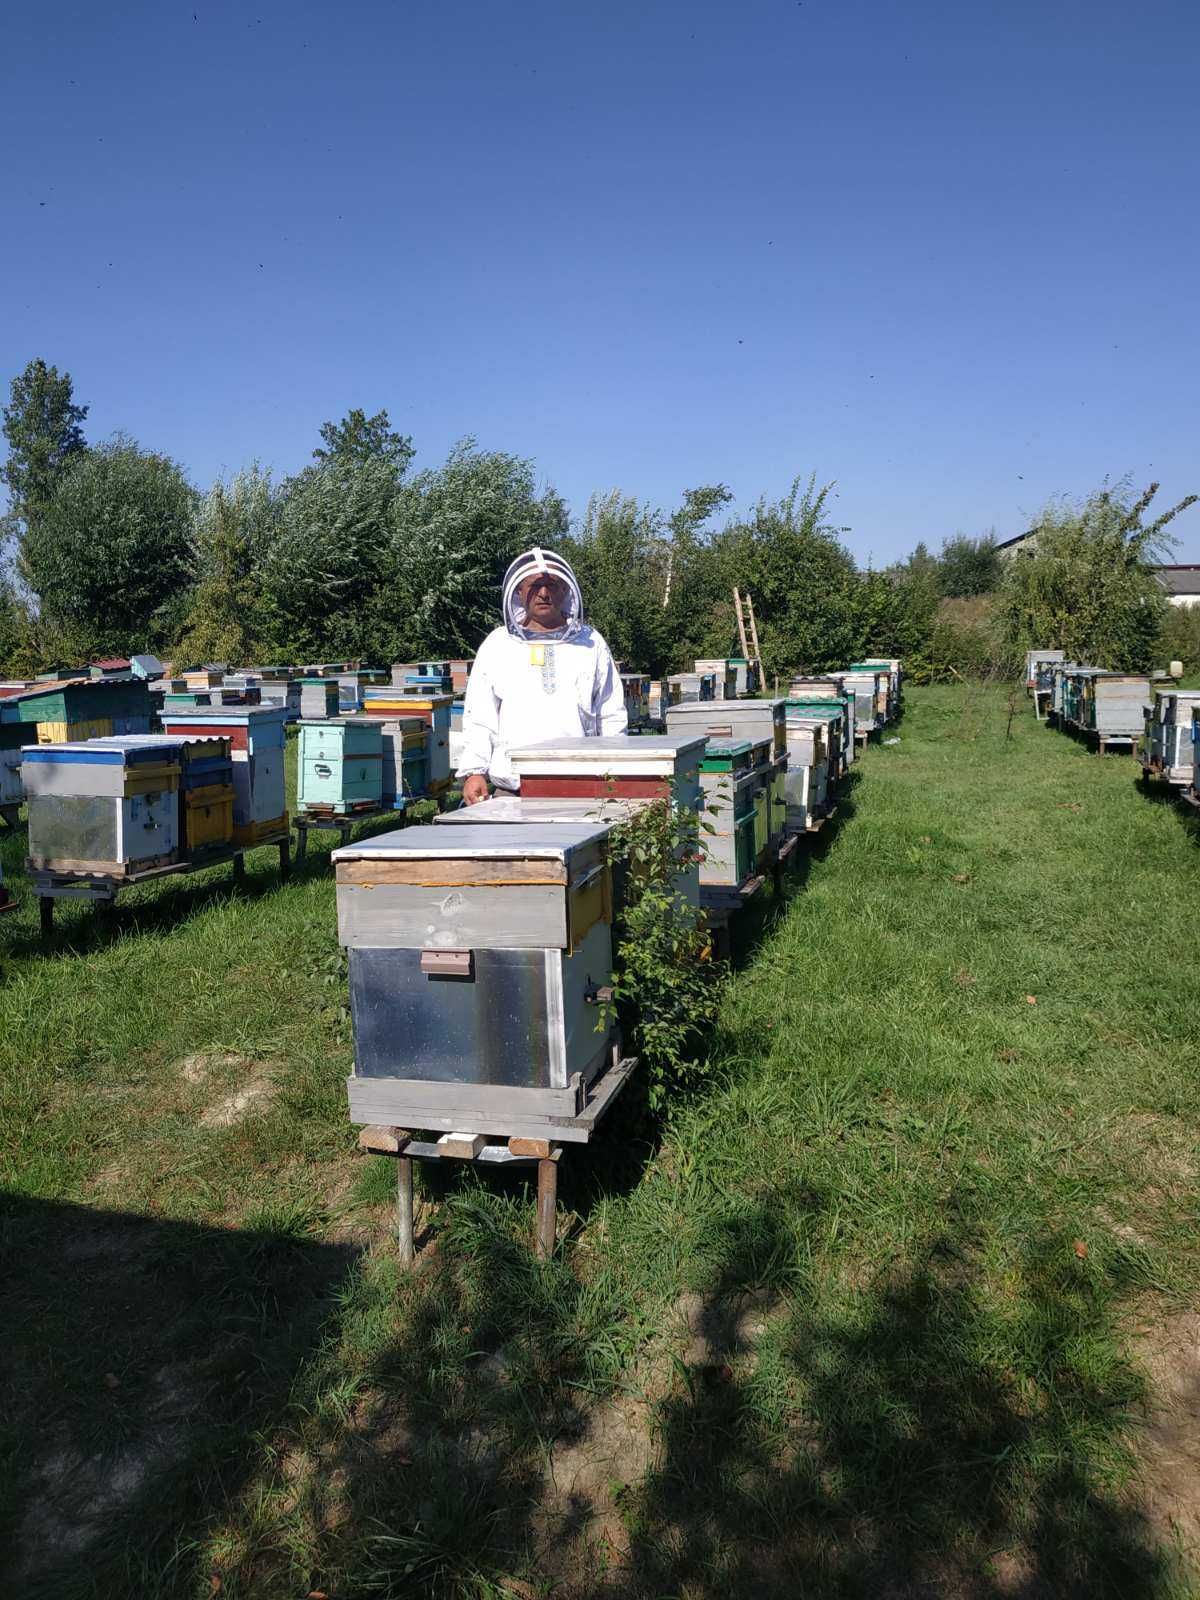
[232,811,289,846]
[36,717,114,744]
[183,782,235,853]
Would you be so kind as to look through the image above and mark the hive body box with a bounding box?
[620,674,652,727]
[1083,673,1153,738]
[297,720,384,814]
[299,679,341,719]
[693,660,738,700]
[24,739,181,873]
[697,742,759,888]
[160,707,288,841]
[668,672,716,703]
[1026,649,1064,688]
[508,733,706,812]
[335,822,616,1138]
[1147,691,1200,782]
[5,677,153,729]
[836,671,879,732]
[665,697,787,758]
[0,720,26,805]
[434,791,702,914]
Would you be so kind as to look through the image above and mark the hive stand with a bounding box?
[293,784,457,863]
[357,1050,639,1264]
[30,831,291,937]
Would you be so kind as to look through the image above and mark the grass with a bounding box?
[2,686,1199,1597]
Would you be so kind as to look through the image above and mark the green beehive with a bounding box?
[7,676,153,726]
[698,740,759,888]
[298,719,384,814]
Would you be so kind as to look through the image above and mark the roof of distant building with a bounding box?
[1155,564,1200,596]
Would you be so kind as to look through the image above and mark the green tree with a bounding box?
[22,438,196,656]
[175,467,279,667]
[313,407,414,475]
[2,359,89,531]
[256,454,400,662]
[384,441,568,659]
[998,481,1196,670]
[564,492,672,673]
[939,532,1001,598]
[700,478,861,676]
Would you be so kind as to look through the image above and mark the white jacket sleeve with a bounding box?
[593,638,628,735]
[456,642,501,778]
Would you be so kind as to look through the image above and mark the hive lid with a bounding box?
[161,706,285,722]
[23,738,184,764]
[435,795,648,826]
[667,697,784,714]
[333,821,610,863]
[508,733,707,767]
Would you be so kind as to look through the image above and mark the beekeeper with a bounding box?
[457,547,627,803]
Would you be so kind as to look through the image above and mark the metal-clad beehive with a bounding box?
[334,821,616,1138]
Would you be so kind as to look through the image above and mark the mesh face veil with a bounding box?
[501,548,584,639]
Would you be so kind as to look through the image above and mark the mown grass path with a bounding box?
[2,686,1199,1597]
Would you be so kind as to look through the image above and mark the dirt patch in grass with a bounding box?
[174,1052,280,1127]
[1130,1309,1200,1561]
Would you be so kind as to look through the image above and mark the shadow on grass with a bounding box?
[0,1192,359,1597]
[598,1210,1174,1599]
[223,1180,1179,1599]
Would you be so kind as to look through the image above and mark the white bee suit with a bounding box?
[456,548,628,792]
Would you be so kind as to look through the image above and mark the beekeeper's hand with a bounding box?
[462,774,490,806]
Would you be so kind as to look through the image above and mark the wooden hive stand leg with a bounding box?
[294,823,308,866]
[535,1153,559,1260]
[397,1153,415,1267]
[232,853,246,885]
[278,836,291,882]
[39,895,54,938]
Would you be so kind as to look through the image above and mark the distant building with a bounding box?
[995,529,1036,560]
[1156,565,1200,607]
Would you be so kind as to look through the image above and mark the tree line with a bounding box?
[1,358,1195,681]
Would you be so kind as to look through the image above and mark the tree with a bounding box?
[383,441,568,659]
[22,437,196,656]
[700,478,861,676]
[2,359,89,538]
[175,467,279,666]
[997,481,1196,670]
[312,407,414,476]
[938,532,1000,598]
[565,493,673,673]
[256,454,401,662]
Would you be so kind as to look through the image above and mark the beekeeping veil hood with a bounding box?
[501,547,584,641]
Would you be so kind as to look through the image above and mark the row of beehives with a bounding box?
[1033,659,1175,747]
[332,660,900,1141]
[16,707,288,877]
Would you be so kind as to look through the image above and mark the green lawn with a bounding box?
[2,687,1199,1598]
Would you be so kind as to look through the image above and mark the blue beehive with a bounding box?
[298,719,384,814]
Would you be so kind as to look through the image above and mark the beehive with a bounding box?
[24,739,181,874]
[361,691,452,787]
[697,741,759,889]
[334,822,616,1135]
[665,697,787,758]
[693,660,738,700]
[508,733,706,810]
[667,671,715,702]
[298,719,384,814]
[160,707,288,841]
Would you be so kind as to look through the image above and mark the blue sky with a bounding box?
[3,0,1198,564]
